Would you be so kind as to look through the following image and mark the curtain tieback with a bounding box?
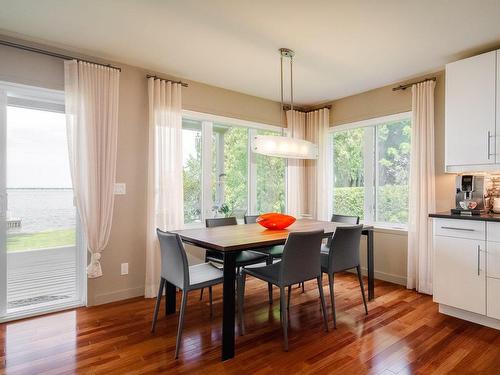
[87,252,103,278]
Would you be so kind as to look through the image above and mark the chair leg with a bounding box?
[237,272,246,336]
[287,285,291,310]
[199,288,204,301]
[151,278,166,333]
[174,290,188,359]
[209,286,213,318]
[357,265,368,315]
[317,276,329,332]
[279,286,288,351]
[328,273,337,328]
[267,256,273,304]
[301,282,305,293]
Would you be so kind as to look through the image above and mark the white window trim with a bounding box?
[0,83,86,319]
[182,110,283,133]
[329,111,412,231]
[182,110,285,227]
[328,111,412,134]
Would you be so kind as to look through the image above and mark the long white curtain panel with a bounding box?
[145,78,184,298]
[407,80,436,294]
[64,60,120,278]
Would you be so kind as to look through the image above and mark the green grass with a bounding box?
[7,228,76,252]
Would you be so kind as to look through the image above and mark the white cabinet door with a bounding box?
[445,51,497,166]
[487,241,500,279]
[434,236,486,315]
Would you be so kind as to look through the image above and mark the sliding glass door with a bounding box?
[0,83,85,320]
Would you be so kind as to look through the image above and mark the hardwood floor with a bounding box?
[1,273,500,374]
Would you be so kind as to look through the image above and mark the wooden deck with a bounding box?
[1,273,499,374]
[7,246,77,311]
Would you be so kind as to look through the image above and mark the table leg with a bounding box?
[222,252,236,361]
[165,281,176,315]
[366,229,375,300]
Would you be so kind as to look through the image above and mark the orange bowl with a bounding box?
[256,213,296,230]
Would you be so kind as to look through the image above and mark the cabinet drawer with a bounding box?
[434,219,486,240]
[487,222,500,242]
[487,277,500,320]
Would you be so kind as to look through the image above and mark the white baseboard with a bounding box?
[439,304,500,330]
[91,286,144,306]
[353,267,407,286]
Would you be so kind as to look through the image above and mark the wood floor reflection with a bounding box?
[1,273,500,374]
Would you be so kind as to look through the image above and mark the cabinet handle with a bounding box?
[488,131,494,160]
[477,245,481,276]
[440,226,475,231]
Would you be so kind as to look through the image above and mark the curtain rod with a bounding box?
[0,39,122,72]
[392,77,436,91]
[147,75,188,87]
[282,104,332,113]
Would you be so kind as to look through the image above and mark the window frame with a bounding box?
[181,110,285,227]
[0,81,87,320]
[328,111,412,230]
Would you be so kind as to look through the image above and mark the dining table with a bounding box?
[171,219,374,361]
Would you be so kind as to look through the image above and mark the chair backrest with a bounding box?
[156,229,189,289]
[206,216,238,228]
[331,214,360,224]
[280,230,324,285]
[326,225,363,273]
[244,215,259,224]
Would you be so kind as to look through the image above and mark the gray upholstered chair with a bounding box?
[199,217,269,301]
[152,229,224,359]
[238,230,328,351]
[331,214,360,225]
[321,224,367,328]
[322,214,361,252]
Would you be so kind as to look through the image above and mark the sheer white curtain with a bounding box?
[64,60,120,278]
[286,110,307,217]
[306,108,331,220]
[407,80,436,294]
[145,78,183,298]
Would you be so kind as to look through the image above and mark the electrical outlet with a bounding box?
[114,183,126,195]
[121,263,129,275]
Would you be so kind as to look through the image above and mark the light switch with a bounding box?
[114,183,126,195]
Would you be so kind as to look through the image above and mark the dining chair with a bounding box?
[237,230,328,351]
[331,214,360,225]
[321,224,367,328]
[199,217,269,301]
[322,214,361,252]
[152,229,224,359]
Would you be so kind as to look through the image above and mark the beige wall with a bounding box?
[0,37,282,305]
[318,71,455,285]
[1,35,456,301]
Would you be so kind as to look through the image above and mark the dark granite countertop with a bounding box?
[429,212,500,222]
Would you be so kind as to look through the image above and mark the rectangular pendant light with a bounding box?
[251,134,318,159]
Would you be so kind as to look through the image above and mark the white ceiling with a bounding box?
[1,0,500,105]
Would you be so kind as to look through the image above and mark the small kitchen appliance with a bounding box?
[451,175,486,215]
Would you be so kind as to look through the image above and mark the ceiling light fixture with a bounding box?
[251,48,318,159]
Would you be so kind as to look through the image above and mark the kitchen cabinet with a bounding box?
[487,222,500,319]
[434,235,486,315]
[445,50,499,172]
[432,217,500,329]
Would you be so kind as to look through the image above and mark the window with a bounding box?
[331,112,411,227]
[182,112,286,225]
[182,120,202,223]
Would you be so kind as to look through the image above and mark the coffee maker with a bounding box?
[451,175,486,215]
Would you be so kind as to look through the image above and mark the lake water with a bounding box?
[7,189,75,234]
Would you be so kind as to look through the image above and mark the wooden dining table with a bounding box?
[171,219,374,361]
